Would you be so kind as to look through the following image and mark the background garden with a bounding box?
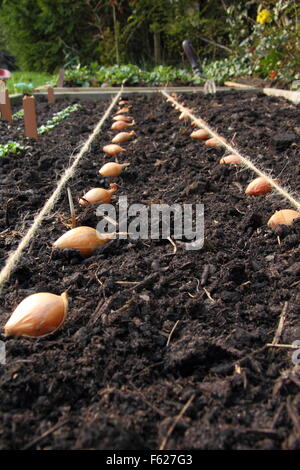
[0,0,299,92]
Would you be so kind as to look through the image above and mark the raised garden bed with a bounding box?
[0,90,300,450]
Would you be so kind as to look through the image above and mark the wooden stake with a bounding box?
[47,86,55,103]
[23,95,38,139]
[0,88,13,123]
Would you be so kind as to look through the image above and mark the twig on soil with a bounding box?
[21,418,69,450]
[115,281,140,285]
[166,236,177,254]
[67,187,77,228]
[286,396,300,435]
[266,343,299,349]
[271,301,289,347]
[128,272,160,291]
[128,381,166,417]
[166,320,180,347]
[203,287,215,302]
[95,273,104,287]
[131,361,164,379]
[271,402,285,429]
[159,393,195,451]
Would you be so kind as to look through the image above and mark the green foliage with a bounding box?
[6,71,55,95]
[202,57,253,82]
[12,109,24,120]
[0,0,299,88]
[0,0,110,72]
[146,66,197,85]
[38,103,81,135]
[64,63,198,87]
[0,141,28,157]
[222,0,300,85]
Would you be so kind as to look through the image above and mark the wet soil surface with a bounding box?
[0,90,300,450]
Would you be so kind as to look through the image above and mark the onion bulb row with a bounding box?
[171,97,300,230]
[3,97,136,338]
[4,96,299,340]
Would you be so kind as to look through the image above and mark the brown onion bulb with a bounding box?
[112,115,134,122]
[79,183,117,206]
[99,162,130,177]
[245,177,273,196]
[115,107,132,114]
[219,154,241,164]
[103,144,126,156]
[190,129,210,140]
[204,137,226,148]
[267,210,300,229]
[4,292,68,338]
[53,226,112,256]
[111,120,135,131]
[111,131,136,144]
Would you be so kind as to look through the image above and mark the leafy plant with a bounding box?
[38,103,82,135]
[221,1,300,86]
[0,141,28,157]
[12,109,24,120]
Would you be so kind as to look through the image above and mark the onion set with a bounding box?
[267,209,300,229]
[4,292,68,338]
[204,137,226,148]
[112,131,136,144]
[115,106,131,114]
[112,115,134,122]
[245,177,273,196]
[219,154,241,165]
[99,161,130,177]
[79,183,117,206]
[103,144,126,156]
[190,129,210,140]
[53,226,113,256]
[111,120,135,131]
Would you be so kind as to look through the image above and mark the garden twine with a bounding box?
[161,90,300,212]
[0,90,122,294]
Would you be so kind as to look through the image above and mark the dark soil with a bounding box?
[0,90,300,450]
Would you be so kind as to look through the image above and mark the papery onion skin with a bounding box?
[115,107,131,114]
[111,131,136,144]
[111,121,135,131]
[245,177,273,196]
[79,183,117,206]
[112,115,134,122]
[99,162,130,177]
[219,154,241,164]
[267,209,300,229]
[190,129,210,140]
[53,226,111,256]
[204,137,226,148]
[4,292,68,338]
[103,144,126,156]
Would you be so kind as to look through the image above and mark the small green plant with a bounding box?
[38,103,82,135]
[12,109,24,120]
[0,141,28,157]
[64,63,199,87]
